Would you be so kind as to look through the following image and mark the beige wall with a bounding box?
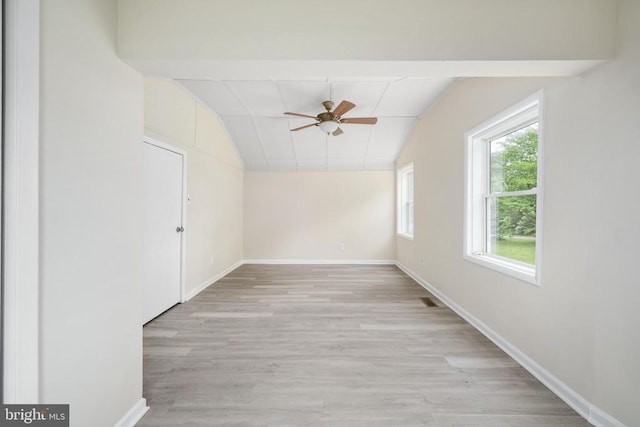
[244,171,395,261]
[144,79,244,296]
[40,0,144,425]
[396,1,640,425]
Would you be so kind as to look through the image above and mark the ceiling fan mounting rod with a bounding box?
[322,100,334,112]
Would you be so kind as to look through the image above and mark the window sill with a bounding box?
[464,253,539,286]
[397,233,414,241]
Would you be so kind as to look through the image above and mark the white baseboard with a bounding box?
[184,260,243,301]
[395,262,627,427]
[114,398,148,427]
[589,407,628,427]
[242,259,396,265]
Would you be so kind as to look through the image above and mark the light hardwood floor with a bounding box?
[138,264,587,426]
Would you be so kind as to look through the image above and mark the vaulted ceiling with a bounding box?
[177,78,452,170]
[119,0,616,171]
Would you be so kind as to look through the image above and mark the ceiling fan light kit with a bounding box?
[318,120,340,134]
[284,100,378,136]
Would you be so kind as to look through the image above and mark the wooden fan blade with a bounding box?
[340,117,378,125]
[332,127,344,136]
[290,123,318,131]
[284,112,319,120]
[332,100,356,117]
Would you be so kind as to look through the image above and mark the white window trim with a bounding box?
[397,162,414,240]
[463,91,544,286]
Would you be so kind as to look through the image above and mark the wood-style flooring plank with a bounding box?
[138,264,587,426]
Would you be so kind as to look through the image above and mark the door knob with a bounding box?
[176,226,184,233]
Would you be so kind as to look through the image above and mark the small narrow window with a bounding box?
[464,93,543,285]
[397,163,414,239]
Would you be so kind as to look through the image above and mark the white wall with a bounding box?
[244,171,395,261]
[39,0,144,425]
[3,0,40,403]
[144,79,244,296]
[395,1,640,425]
[118,0,616,62]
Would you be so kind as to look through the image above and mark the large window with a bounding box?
[397,163,414,239]
[464,93,543,284]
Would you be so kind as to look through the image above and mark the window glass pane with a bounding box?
[490,123,538,193]
[400,168,414,236]
[407,201,414,235]
[487,194,537,265]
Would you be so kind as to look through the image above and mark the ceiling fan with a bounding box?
[284,100,378,136]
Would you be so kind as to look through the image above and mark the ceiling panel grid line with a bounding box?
[275,81,300,170]
[360,125,376,171]
[222,80,271,168]
[250,117,271,170]
[362,81,391,170]
[370,81,392,117]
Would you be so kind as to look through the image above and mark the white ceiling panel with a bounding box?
[296,158,327,171]
[366,118,417,158]
[327,125,371,158]
[253,117,295,160]
[278,81,330,114]
[268,158,298,170]
[177,77,454,171]
[177,80,248,116]
[225,81,285,116]
[328,158,365,171]
[221,117,264,159]
[330,81,389,117]
[290,118,327,159]
[374,79,454,117]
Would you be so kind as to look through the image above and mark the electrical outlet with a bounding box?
[339,243,345,252]
[210,255,215,264]
[420,257,425,265]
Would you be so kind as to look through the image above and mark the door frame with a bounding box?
[142,136,188,304]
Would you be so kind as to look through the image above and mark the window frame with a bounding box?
[397,162,414,240]
[464,92,544,285]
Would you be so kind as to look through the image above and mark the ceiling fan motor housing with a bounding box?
[318,112,335,122]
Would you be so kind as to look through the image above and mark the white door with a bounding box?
[142,141,184,324]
